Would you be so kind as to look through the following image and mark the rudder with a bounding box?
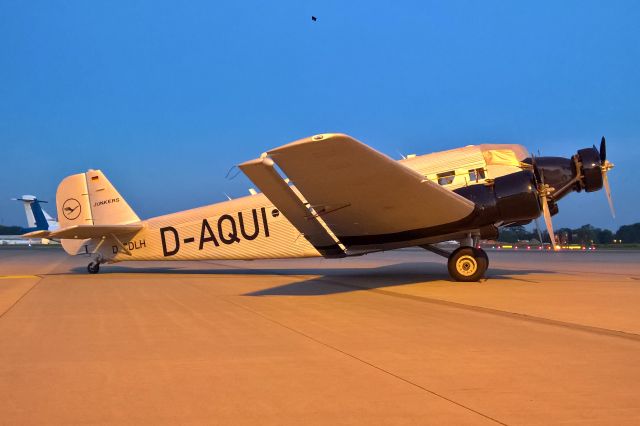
[56,170,139,228]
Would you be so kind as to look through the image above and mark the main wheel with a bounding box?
[87,262,100,274]
[476,247,489,268]
[447,247,488,282]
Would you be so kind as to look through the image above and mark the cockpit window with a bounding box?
[437,171,455,185]
[468,168,486,182]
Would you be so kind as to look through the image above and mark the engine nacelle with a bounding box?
[493,170,541,224]
[454,170,541,226]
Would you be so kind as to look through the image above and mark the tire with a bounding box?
[87,262,100,274]
[447,247,488,282]
[476,247,489,268]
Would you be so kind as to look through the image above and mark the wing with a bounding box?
[44,224,143,239]
[242,133,478,250]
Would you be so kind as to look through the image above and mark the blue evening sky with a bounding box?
[1,0,638,230]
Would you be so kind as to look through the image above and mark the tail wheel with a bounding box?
[447,247,488,282]
[87,262,100,274]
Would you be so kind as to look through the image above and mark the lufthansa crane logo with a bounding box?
[62,198,81,220]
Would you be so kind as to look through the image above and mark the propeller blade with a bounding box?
[529,153,543,184]
[534,218,544,247]
[602,170,615,218]
[539,163,545,185]
[600,136,606,163]
[541,196,559,250]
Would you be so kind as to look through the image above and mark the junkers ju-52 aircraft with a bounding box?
[24,133,614,281]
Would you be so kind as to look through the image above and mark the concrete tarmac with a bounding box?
[1,246,639,425]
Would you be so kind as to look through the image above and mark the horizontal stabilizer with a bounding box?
[21,230,52,239]
[46,224,143,240]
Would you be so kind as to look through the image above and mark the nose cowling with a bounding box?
[576,147,603,192]
[532,145,604,202]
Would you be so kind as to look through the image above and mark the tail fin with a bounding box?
[12,195,55,230]
[56,170,140,229]
[41,207,59,231]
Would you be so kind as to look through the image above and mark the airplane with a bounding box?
[12,195,59,233]
[22,133,614,281]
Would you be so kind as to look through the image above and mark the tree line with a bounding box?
[498,223,640,244]
[0,225,24,235]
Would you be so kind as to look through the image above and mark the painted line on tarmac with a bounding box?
[321,278,640,342]
[0,276,44,319]
[223,295,508,426]
[0,275,40,279]
[189,260,640,342]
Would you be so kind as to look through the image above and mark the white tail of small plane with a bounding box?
[12,195,59,231]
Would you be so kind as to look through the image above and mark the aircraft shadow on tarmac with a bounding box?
[69,262,552,296]
[243,265,552,296]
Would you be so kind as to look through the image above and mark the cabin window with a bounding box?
[437,171,455,185]
[468,168,486,182]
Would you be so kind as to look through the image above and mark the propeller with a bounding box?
[598,136,615,218]
[599,136,607,163]
[533,218,544,248]
[531,153,559,250]
[540,188,558,250]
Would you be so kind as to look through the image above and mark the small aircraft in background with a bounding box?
[0,195,59,245]
[23,133,614,281]
[12,195,59,233]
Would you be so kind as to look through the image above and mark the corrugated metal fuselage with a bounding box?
[92,144,530,263]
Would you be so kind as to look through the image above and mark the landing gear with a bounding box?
[447,247,488,282]
[420,243,489,282]
[477,247,489,268]
[87,261,100,274]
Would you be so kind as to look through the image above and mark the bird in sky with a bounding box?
[311,16,317,22]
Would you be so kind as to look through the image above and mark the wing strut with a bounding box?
[239,157,345,258]
[110,233,132,256]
